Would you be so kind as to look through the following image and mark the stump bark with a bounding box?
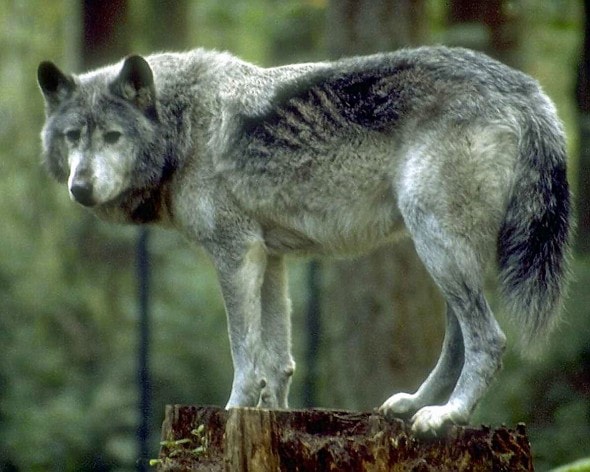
[156,405,534,471]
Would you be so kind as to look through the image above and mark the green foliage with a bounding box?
[156,423,209,465]
[549,457,590,472]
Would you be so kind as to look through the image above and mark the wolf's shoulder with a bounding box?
[142,48,255,86]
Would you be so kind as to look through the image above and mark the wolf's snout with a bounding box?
[70,181,95,207]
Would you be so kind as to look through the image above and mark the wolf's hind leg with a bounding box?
[385,206,506,434]
[380,303,464,417]
[411,291,505,434]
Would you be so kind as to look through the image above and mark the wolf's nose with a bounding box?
[70,182,95,207]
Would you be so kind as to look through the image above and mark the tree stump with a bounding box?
[155,405,534,471]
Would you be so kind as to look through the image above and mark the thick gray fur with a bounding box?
[37,46,571,434]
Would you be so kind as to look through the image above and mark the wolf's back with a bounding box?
[497,95,572,352]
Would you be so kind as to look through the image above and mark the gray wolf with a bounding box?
[37,46,571,434]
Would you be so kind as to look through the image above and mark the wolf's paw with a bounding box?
[225,376,261,409]
[256,378,278,408]
[256,362,295,409]
[379,392,422,418]
[225,389,259,409]
[410,404,468,436]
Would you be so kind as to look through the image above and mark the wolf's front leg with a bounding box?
[211,239,294,409]
[258,255,295,408]
[214,240,267,408]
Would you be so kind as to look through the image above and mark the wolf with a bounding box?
[37,45,571,434]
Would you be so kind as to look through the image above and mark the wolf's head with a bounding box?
[37,56,162,209]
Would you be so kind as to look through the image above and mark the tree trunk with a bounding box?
[446,0,522,68]
[156,405,534,471]
[82,0,129,69]
[576,0,590,253]
[317,0,444,411]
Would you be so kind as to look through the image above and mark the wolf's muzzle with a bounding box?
[70,181,95,207]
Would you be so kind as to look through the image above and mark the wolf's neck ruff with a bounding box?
[124,161,176,224]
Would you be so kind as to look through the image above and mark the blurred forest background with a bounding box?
[1,0,589,470]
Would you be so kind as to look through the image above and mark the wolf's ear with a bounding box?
[111,55,156,114]
[37,61,76,109]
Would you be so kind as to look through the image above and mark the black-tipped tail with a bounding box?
[498,107,572,353]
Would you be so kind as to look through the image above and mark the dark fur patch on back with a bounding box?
[241,61,414,153]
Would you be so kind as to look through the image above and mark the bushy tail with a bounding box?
[498,105,572,354]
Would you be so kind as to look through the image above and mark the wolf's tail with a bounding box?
[497,100,572,353]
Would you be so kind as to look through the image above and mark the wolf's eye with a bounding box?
[64,129,81,144]
[104,131,122,144]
